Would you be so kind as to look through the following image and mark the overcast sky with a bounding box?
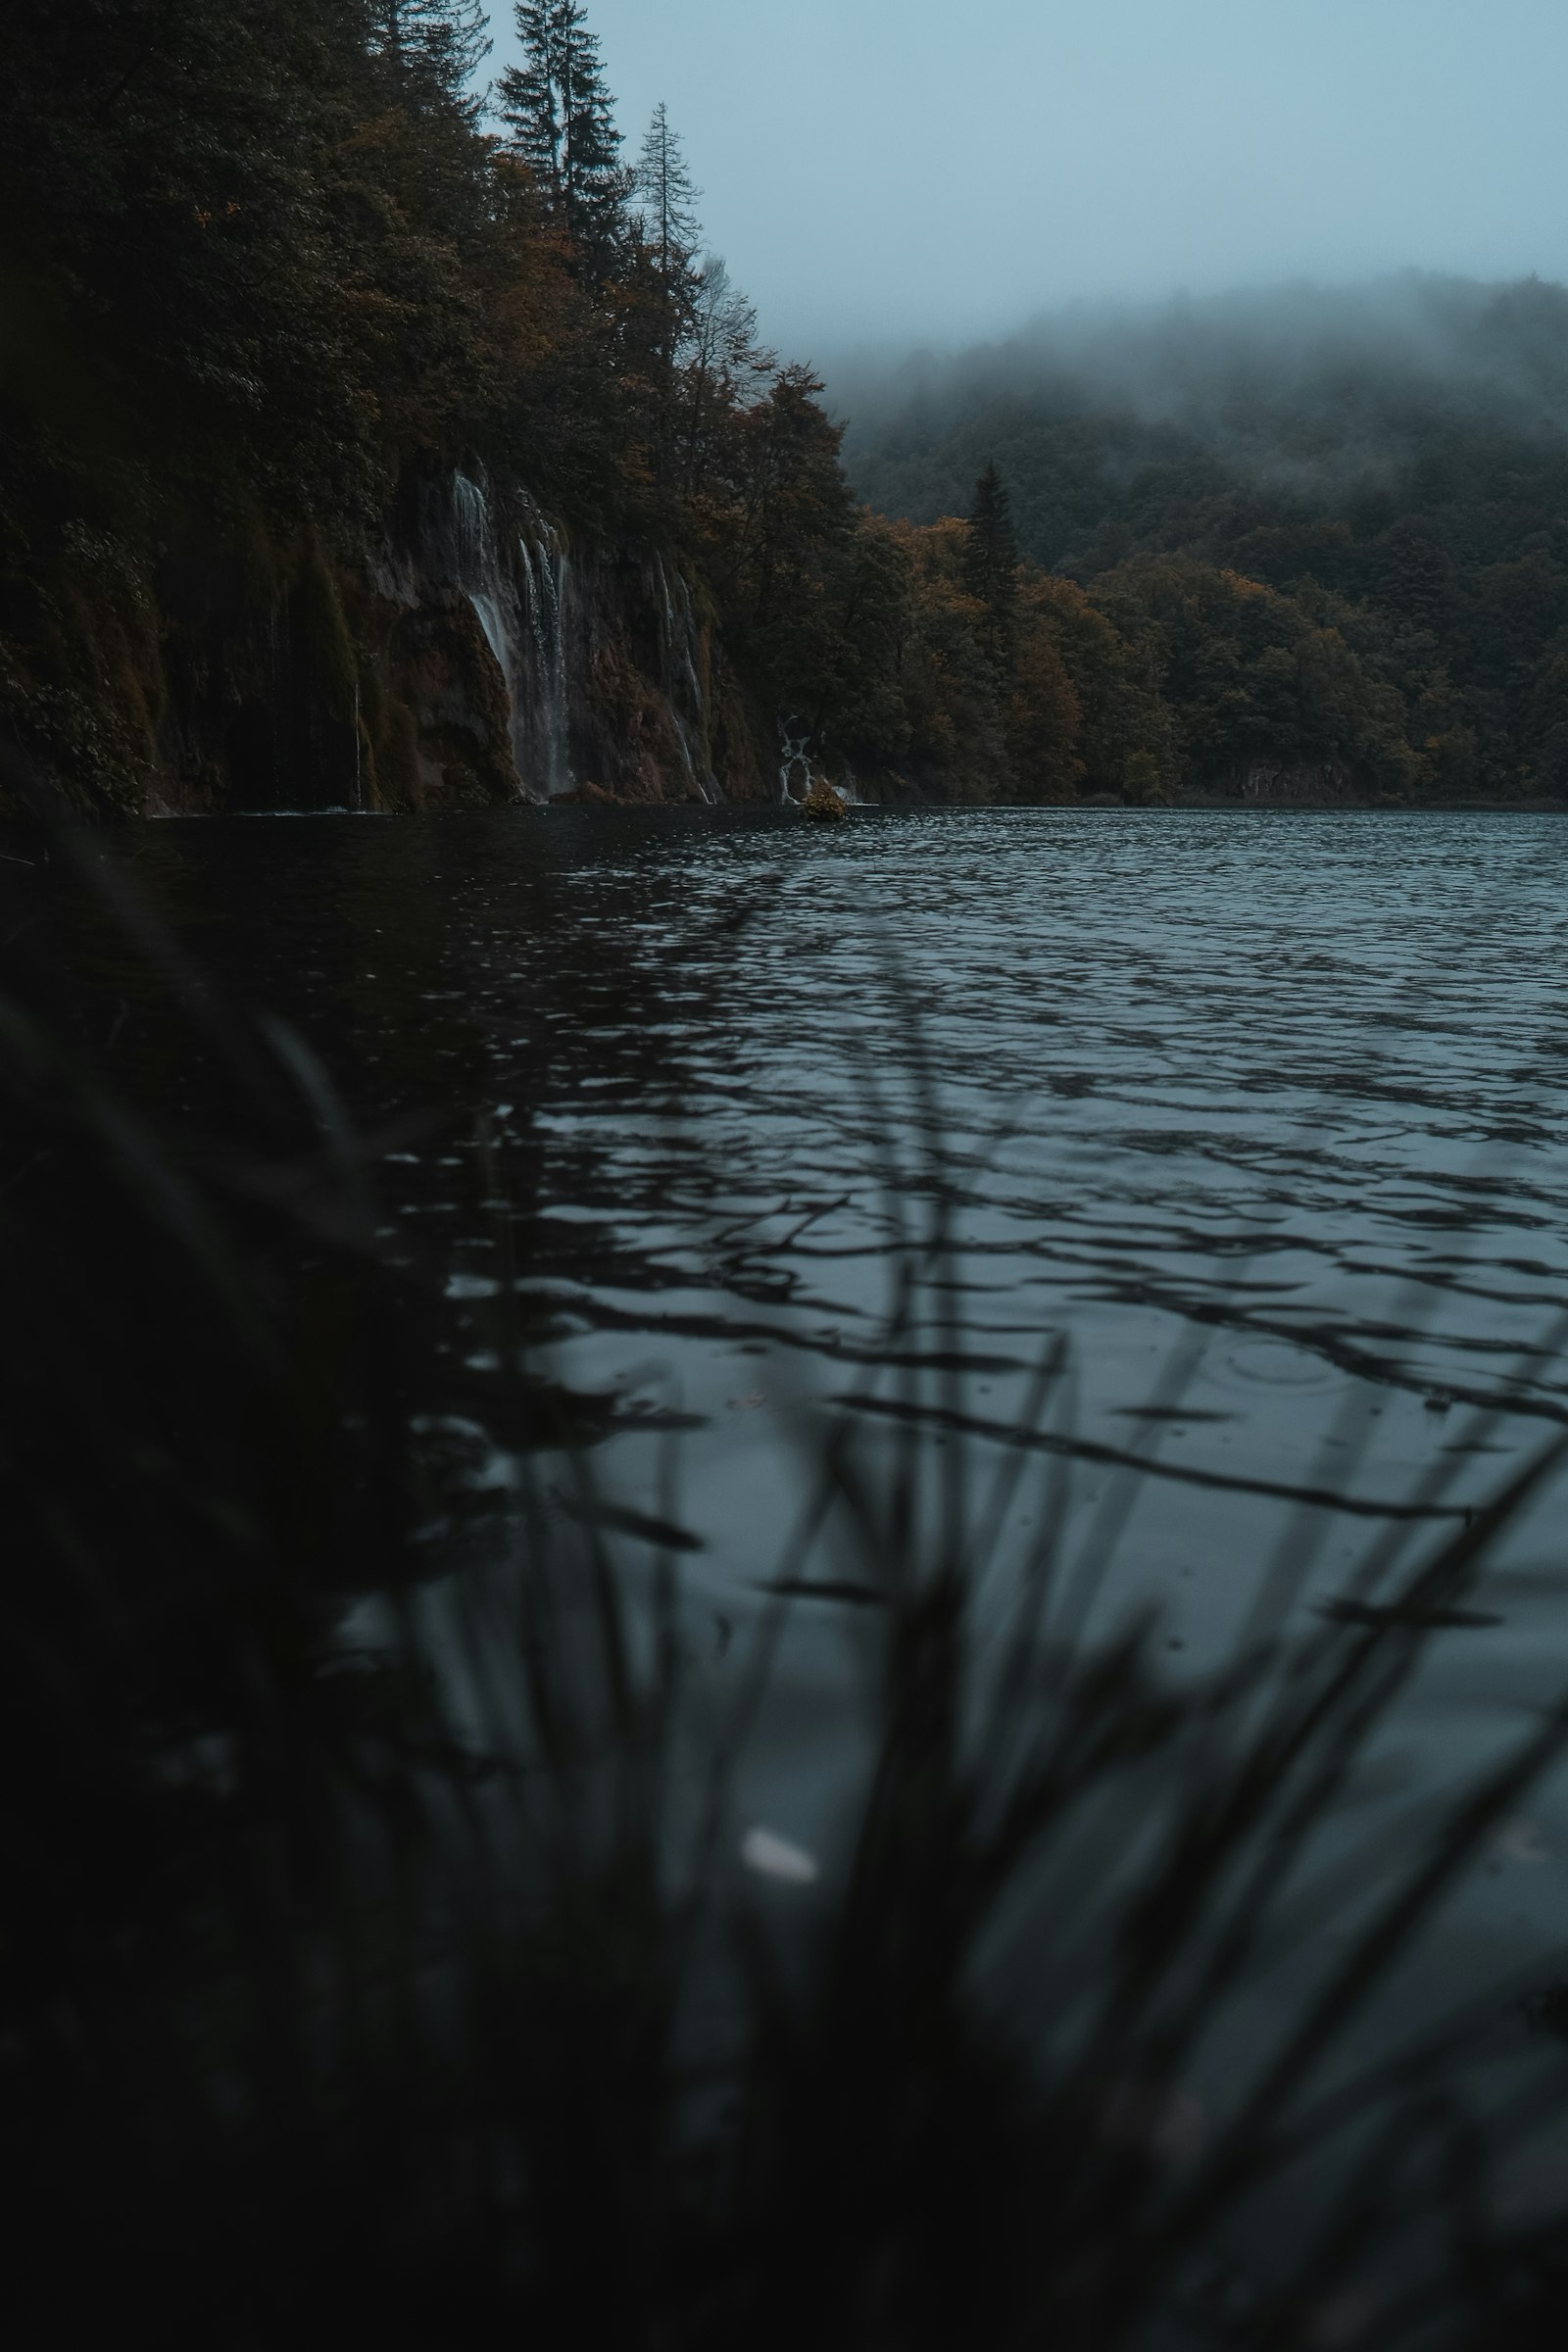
[488,1,1568,360]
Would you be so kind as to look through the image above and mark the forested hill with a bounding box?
[837,278,1568,803]
[0,2,922,813]
[7,16,1568,813]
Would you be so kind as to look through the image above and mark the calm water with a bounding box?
[69,805,1568,2112]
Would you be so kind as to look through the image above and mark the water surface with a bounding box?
[105,802,1568,1529]
[75,805,1568,2050]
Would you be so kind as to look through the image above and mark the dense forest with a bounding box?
[840,277,1568,804]
[0,0,904,811]
[7,9,1568,808]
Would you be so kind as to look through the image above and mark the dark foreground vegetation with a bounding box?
[8,760,1568,2346]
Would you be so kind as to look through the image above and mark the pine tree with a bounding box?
[630,103,703,479]
[963,461,1020,676]
[498,2,626,263]
[632,102,701,275]
[368,0,491,111]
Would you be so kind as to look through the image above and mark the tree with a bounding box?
[885,517,1010,801]
[627,103,702,478]
[632,102,701,276]
[677,255,773,497]
[1018,574,1174,800]
[497,1,626,266]
[963,461,1019,677]
[368,0,491,112]
[723,368,856,687]
[1006,627,1083,801]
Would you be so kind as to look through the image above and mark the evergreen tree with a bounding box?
[498,2,626,263]
[632,102,701,275]
[368,0,491,111]
[963,461,1020,676]
[630,103,702,480]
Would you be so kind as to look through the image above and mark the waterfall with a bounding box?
[654,554,718,804]
[451,469,529,791]
[518,523,573,797]
[446,473,726,807]
[466,591,511,675]
[267,604,283,805]
[448,469,580,799]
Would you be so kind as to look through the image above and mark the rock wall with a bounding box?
[3,464,778,816]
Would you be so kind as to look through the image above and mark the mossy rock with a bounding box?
[801,782,847,822]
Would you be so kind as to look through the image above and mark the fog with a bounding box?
[491,0,1568,358]
[824,273,1568,457]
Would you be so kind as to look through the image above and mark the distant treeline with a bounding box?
[842,277,1568,803]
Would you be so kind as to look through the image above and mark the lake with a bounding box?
[102,801,1568,1521]
[63,803,1568,2150]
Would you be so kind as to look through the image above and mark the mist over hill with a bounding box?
[824,275,1568,802]
[834,274,1568,553]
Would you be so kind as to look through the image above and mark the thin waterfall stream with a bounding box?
[519,520,573,798]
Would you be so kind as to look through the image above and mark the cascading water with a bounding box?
[448,472,719,807]
[519,522,573,798]
[654,554,718,804]
[451,469,529,790]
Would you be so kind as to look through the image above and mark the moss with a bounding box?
[426,733,509,807]
[0,542,167,813]
[225,498,285,615]
[588,631,688,801]
[293,538,358,724]
[372,694,423,810]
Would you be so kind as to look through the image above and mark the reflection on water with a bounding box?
[104,803,1568,1481]
[75,806,1568,2011]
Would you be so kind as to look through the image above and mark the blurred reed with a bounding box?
[2,754,1567,2349]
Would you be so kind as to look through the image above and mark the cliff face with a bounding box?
[4,466,779,816]
[360,466,775,814]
